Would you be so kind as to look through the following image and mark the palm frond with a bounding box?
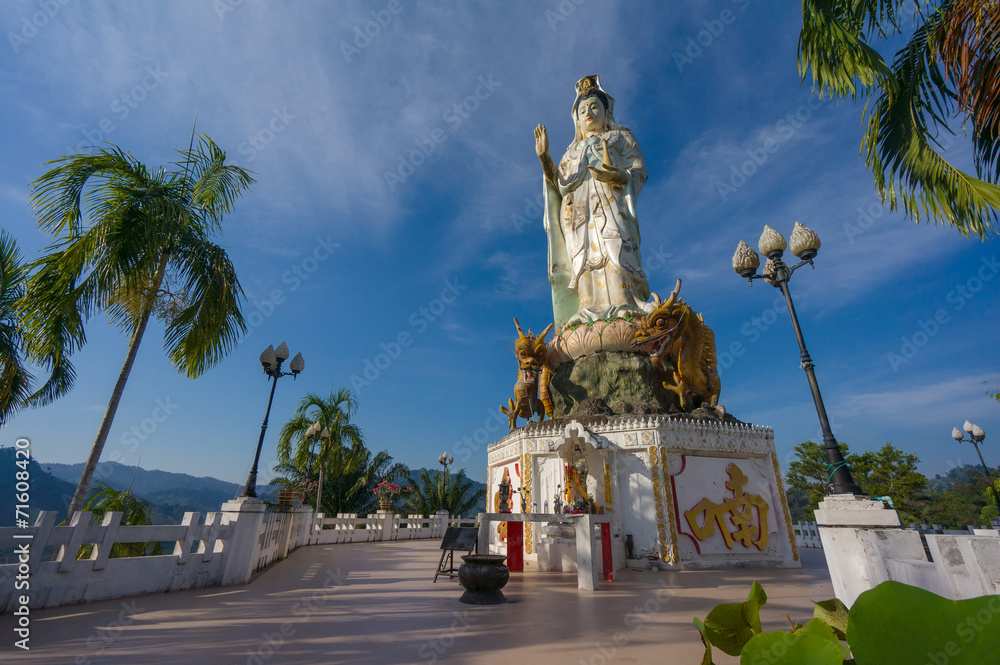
[0,231,33,423]
[935,0,1000,180]
[23,136,252,514]
[162,232,245,377]
[175,136,256,225]
[31,147,152,237]
[800,0,1000,237]
[863,10,1000,237]
[799,0,899,99]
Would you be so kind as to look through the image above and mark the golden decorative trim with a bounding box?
[658,447,680,564]
[523,452,533,555]
[770,451,800,561]
[648,446,670,562]
[603,462,613,507]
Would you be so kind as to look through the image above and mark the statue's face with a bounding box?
[577,97,607,135]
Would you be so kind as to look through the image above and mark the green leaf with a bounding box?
[692,617,715,665]
[813,597,850,640]
[703,581,767,656]
[797,618,852,661]
[740,631,844,665]
[848,581,1000,665]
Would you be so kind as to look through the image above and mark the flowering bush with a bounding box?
[372,481,411,499]
[294,479,319,505]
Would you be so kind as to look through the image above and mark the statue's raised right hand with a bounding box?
[534,124,549,159]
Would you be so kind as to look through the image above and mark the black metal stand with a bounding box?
[433,526,478,582]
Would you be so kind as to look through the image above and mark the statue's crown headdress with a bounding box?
[572,74,615,118]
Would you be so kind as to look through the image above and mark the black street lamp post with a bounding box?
[951,421,1000,518]
[241,342,305,498]
[438,451,453,513]
[732,224,863,496]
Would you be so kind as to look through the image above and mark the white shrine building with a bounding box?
[486,415,800,570]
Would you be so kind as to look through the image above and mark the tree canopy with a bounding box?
[785,439,999,527]
[786,440,926,522]
[272,445,407,516]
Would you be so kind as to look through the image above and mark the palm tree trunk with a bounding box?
[66,250,169,517]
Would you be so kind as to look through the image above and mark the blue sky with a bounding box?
[1,1,998,487]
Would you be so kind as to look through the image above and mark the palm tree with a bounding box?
[404,468,486,518]
[340,447,408,515]
[799,0,1000,238]
[271,444,407,515]
[0,231,33,425]
[276,388,366,514]
[21,136,254,516]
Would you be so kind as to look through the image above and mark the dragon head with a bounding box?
[633,279,686,366]
[513,318,553,386]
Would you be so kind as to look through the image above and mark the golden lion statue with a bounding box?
[633,279,721,410]
[500,318,554,429]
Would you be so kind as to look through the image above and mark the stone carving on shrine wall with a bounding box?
[683,463,770,551]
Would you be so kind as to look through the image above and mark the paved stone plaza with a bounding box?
[1,540,833,664]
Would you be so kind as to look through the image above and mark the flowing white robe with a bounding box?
[544,128,650,329]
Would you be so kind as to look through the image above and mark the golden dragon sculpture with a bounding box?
[501,318,554,429]
[633,279,721,410]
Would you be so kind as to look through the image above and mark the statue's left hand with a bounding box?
[588,164,627,186]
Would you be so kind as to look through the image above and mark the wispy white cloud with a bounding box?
[834,373,997,428]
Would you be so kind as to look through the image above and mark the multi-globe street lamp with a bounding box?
[438,451,453,513]
[732,224,863,496]
[306,421,330,512]
[951,421,1000,517]
[240,342,305,498]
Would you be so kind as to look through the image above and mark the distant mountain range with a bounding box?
[0,448,487,526]
[0,453,276,526]
[0,447,79,526]
[42,460,277,522]
[927,463,1000,493]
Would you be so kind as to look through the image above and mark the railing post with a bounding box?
[219,497,266,585]
[574,515,599,591]
[434,509,450,539]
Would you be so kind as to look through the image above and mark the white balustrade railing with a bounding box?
[1,503,468,613]
[793,520,823,549]
[303,512,476,546]
[793,519,997,551]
